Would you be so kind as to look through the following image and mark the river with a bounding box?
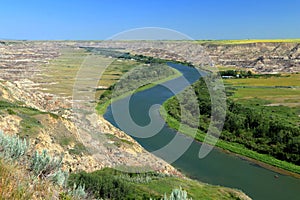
[104,63,300,200]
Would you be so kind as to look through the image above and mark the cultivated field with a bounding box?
[224,73,300,107]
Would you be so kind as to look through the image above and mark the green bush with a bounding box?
[67,183,87,199]
[0,131,28,160]
[161,187,192,200]
[30,150,62,177]
[68,170,131,199]
[30,150,69,186]
[52,169,69,187]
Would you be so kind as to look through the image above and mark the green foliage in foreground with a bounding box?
[163,76,300,174]
[161,187,192,200]
[69,168,245,200]
[0,131,28,160]
[0,131,86,199]
[30,149,67,185]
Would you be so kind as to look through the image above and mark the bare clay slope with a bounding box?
[204,42,300,73]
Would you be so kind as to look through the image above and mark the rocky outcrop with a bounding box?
[204,42,300,73]
[0,77,181,176]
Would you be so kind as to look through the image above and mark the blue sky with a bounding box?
[1,0,299,40]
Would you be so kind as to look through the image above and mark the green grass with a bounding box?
[104,133,134,148]
[160,106,300,175]
[224,73,300,107]
[19,114,42,138]
[139,176,245,200]
[0,100,47,138]
[231,87,300,99]
[69,168,248,200]
[68,143,88,155]
[0,100,48,138]
[35,47,117,97]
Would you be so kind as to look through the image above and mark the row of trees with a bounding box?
[165,77,300,165]
[220,69,282,78]
[99,64,176,104]
[83,47,167,65]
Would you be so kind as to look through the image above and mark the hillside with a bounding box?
[203,41,300,73]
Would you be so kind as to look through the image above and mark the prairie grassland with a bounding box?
[225,73,300,87]
[95,59,140,98]
[196,39,300,45]
[36,48,139,99]
[216,65,242,71]
[35,48,89,96]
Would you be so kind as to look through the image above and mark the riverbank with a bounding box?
[96,66,182,115]
[160,105,300,178]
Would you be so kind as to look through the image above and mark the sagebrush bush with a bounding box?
[30,150,62,177]
[119,173,152,183]
[161,187,192,200]
[68,183,87,199]
[0,131,28,160]
[0,131,86,198]
[52,169,69,187]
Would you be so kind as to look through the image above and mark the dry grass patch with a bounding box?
[0,159,56,200]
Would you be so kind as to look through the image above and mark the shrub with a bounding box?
[0,131,28,161]
[162,187,192,200]
[30,150,62,177]
[52,169,69,187]
[119,173,152,183]
[30,150,69,186]
[68,170,131,199]
[68,183,87,199]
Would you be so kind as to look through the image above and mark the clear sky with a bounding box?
[1,0,299,40]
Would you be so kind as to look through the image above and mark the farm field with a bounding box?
[224,73,300,107]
